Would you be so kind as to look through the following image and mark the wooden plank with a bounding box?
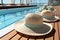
[36,36,45,40]
[57,22,60,40]
[28,36,35,40]
[45,23,54,40]
[28,36,44,40]
[36,38,44,40]
[54,22,59,40]
[0,29,14,39]
[54,6,60,16]
[20,37,28,40]
[20,35,29,40]
[11,34,21,40]
[29,38,35,40]
[1,30,17,40]
[36,39,43,40]
[54,6,60,40]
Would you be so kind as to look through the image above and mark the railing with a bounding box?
[0,3,47,6]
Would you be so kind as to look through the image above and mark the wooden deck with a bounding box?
[0,6,60,40]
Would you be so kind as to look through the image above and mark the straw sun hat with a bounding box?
[39,4,55,12]
[14,14,53,36]
[41,10,59,22]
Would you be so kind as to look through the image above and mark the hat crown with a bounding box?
[41,10,54,16]
[25,14,43,24]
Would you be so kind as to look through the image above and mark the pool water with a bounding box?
[0,7,41,30]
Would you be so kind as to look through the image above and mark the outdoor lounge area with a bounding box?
[0,0,60,40]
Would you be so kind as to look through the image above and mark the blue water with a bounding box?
[0,0,48,30]
[0,6,41,30]
[0,0,49,30]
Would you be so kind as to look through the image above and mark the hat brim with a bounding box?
[43,16,59,22]
[14,20,53,36]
